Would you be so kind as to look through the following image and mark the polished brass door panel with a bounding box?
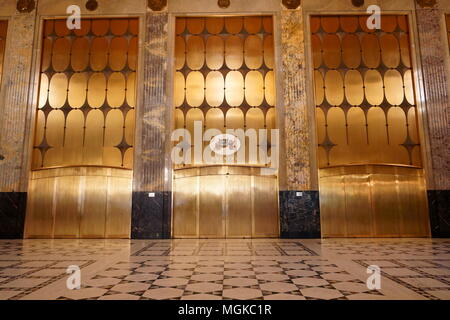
[25,167,132,239]
[173,165,279,238]
[173,176,198,237]
[253,176,279,237]
[319,165,430,238]
[199,175,225,238]
[53,175,81,238]
[226,175,252,238]
[80,175,107,238]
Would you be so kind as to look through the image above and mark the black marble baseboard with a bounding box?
[279,191,321,238]
[0,192,27,239]
[131,191,171,239]
[428,190,450,238]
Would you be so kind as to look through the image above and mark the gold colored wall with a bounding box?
[174,16,277,166]
[310,14,430,237]
[25,18,138,239]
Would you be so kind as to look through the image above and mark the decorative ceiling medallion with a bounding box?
[416,0,437,8]
[218,0,231,9]
[85,0,98,11]
[148,0,167,11]
[16,0,35,13]
[282,0,301,10]
[351,0,364,8]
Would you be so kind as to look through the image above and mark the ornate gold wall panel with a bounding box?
[0,21,7,88]
[25,18,138,239]
[319,165,430,237]
[311,15,429,238]
[311,15,422,167]
[174,16,276,166]
[25,167,132,238]
[173,165,279,238]
[32,18,138,169]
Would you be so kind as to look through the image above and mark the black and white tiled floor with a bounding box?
[0,239,448,300]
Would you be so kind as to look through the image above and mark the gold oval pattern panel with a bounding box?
[48,73,68,108]
[87,73,107,108]
[380,34,400,68]
[244,35,263,70]
[107,72,126,108]
[186,71,205,107]
[325,70,344,106]
[175,36,186,70]
[33,18,138,169]
[323,34,341,69]
[206,36,224,70]
[205,71,224,107]
[361,34,381,68]
[344,70,364,106]
[342,34,361,69]
[384,69,404,106]
[265,71,276,107]
[225,71,244,107]
[174,72,185,107]
[187,36,205,70]
[364,70,384,106]
[311,15,420,168]
[245,71,264,107]
[68,73,88,108]
[225,36,244,70]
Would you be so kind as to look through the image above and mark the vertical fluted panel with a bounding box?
[0,13,36,192]
[416,8,450,190]
[134,13,169,192]
[280,9,312,190]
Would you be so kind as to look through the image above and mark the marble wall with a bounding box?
[131,11,171,238]
[415,0,450,237]
[0,2,37,238]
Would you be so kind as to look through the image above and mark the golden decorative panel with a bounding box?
[0,21,7,89]
[173,165,279,238]
[25,167,132,239]
[311,15,422,168]
[32,18,139,169]
[174,16,276,167]
[320,165,430,237]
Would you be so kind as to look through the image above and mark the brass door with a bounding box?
[173,165,279,238]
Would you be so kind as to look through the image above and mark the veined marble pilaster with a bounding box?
[280,8,313,191]
[0,12,37,192]
[415,7,450,191]
[132,11,171,238]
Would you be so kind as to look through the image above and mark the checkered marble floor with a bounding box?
[0,239,448,300]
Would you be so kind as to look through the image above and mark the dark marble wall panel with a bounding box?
[131,192,171,239]
[428,190,450,238]
[279,191,320,238]
[0,192,27,238]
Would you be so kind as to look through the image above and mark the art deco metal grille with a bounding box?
[311,16,422,168]
[174,17,276,166]
[0,21,7,88]
[32,18,138,169]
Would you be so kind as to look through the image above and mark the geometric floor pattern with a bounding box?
[0,239,448,300]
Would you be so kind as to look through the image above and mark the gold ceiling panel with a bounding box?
[32,18,138,170]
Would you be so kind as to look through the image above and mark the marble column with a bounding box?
[279,8,320,238]
[131,11,171,239]
[415,4,450,237]
[0,9,37,238]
